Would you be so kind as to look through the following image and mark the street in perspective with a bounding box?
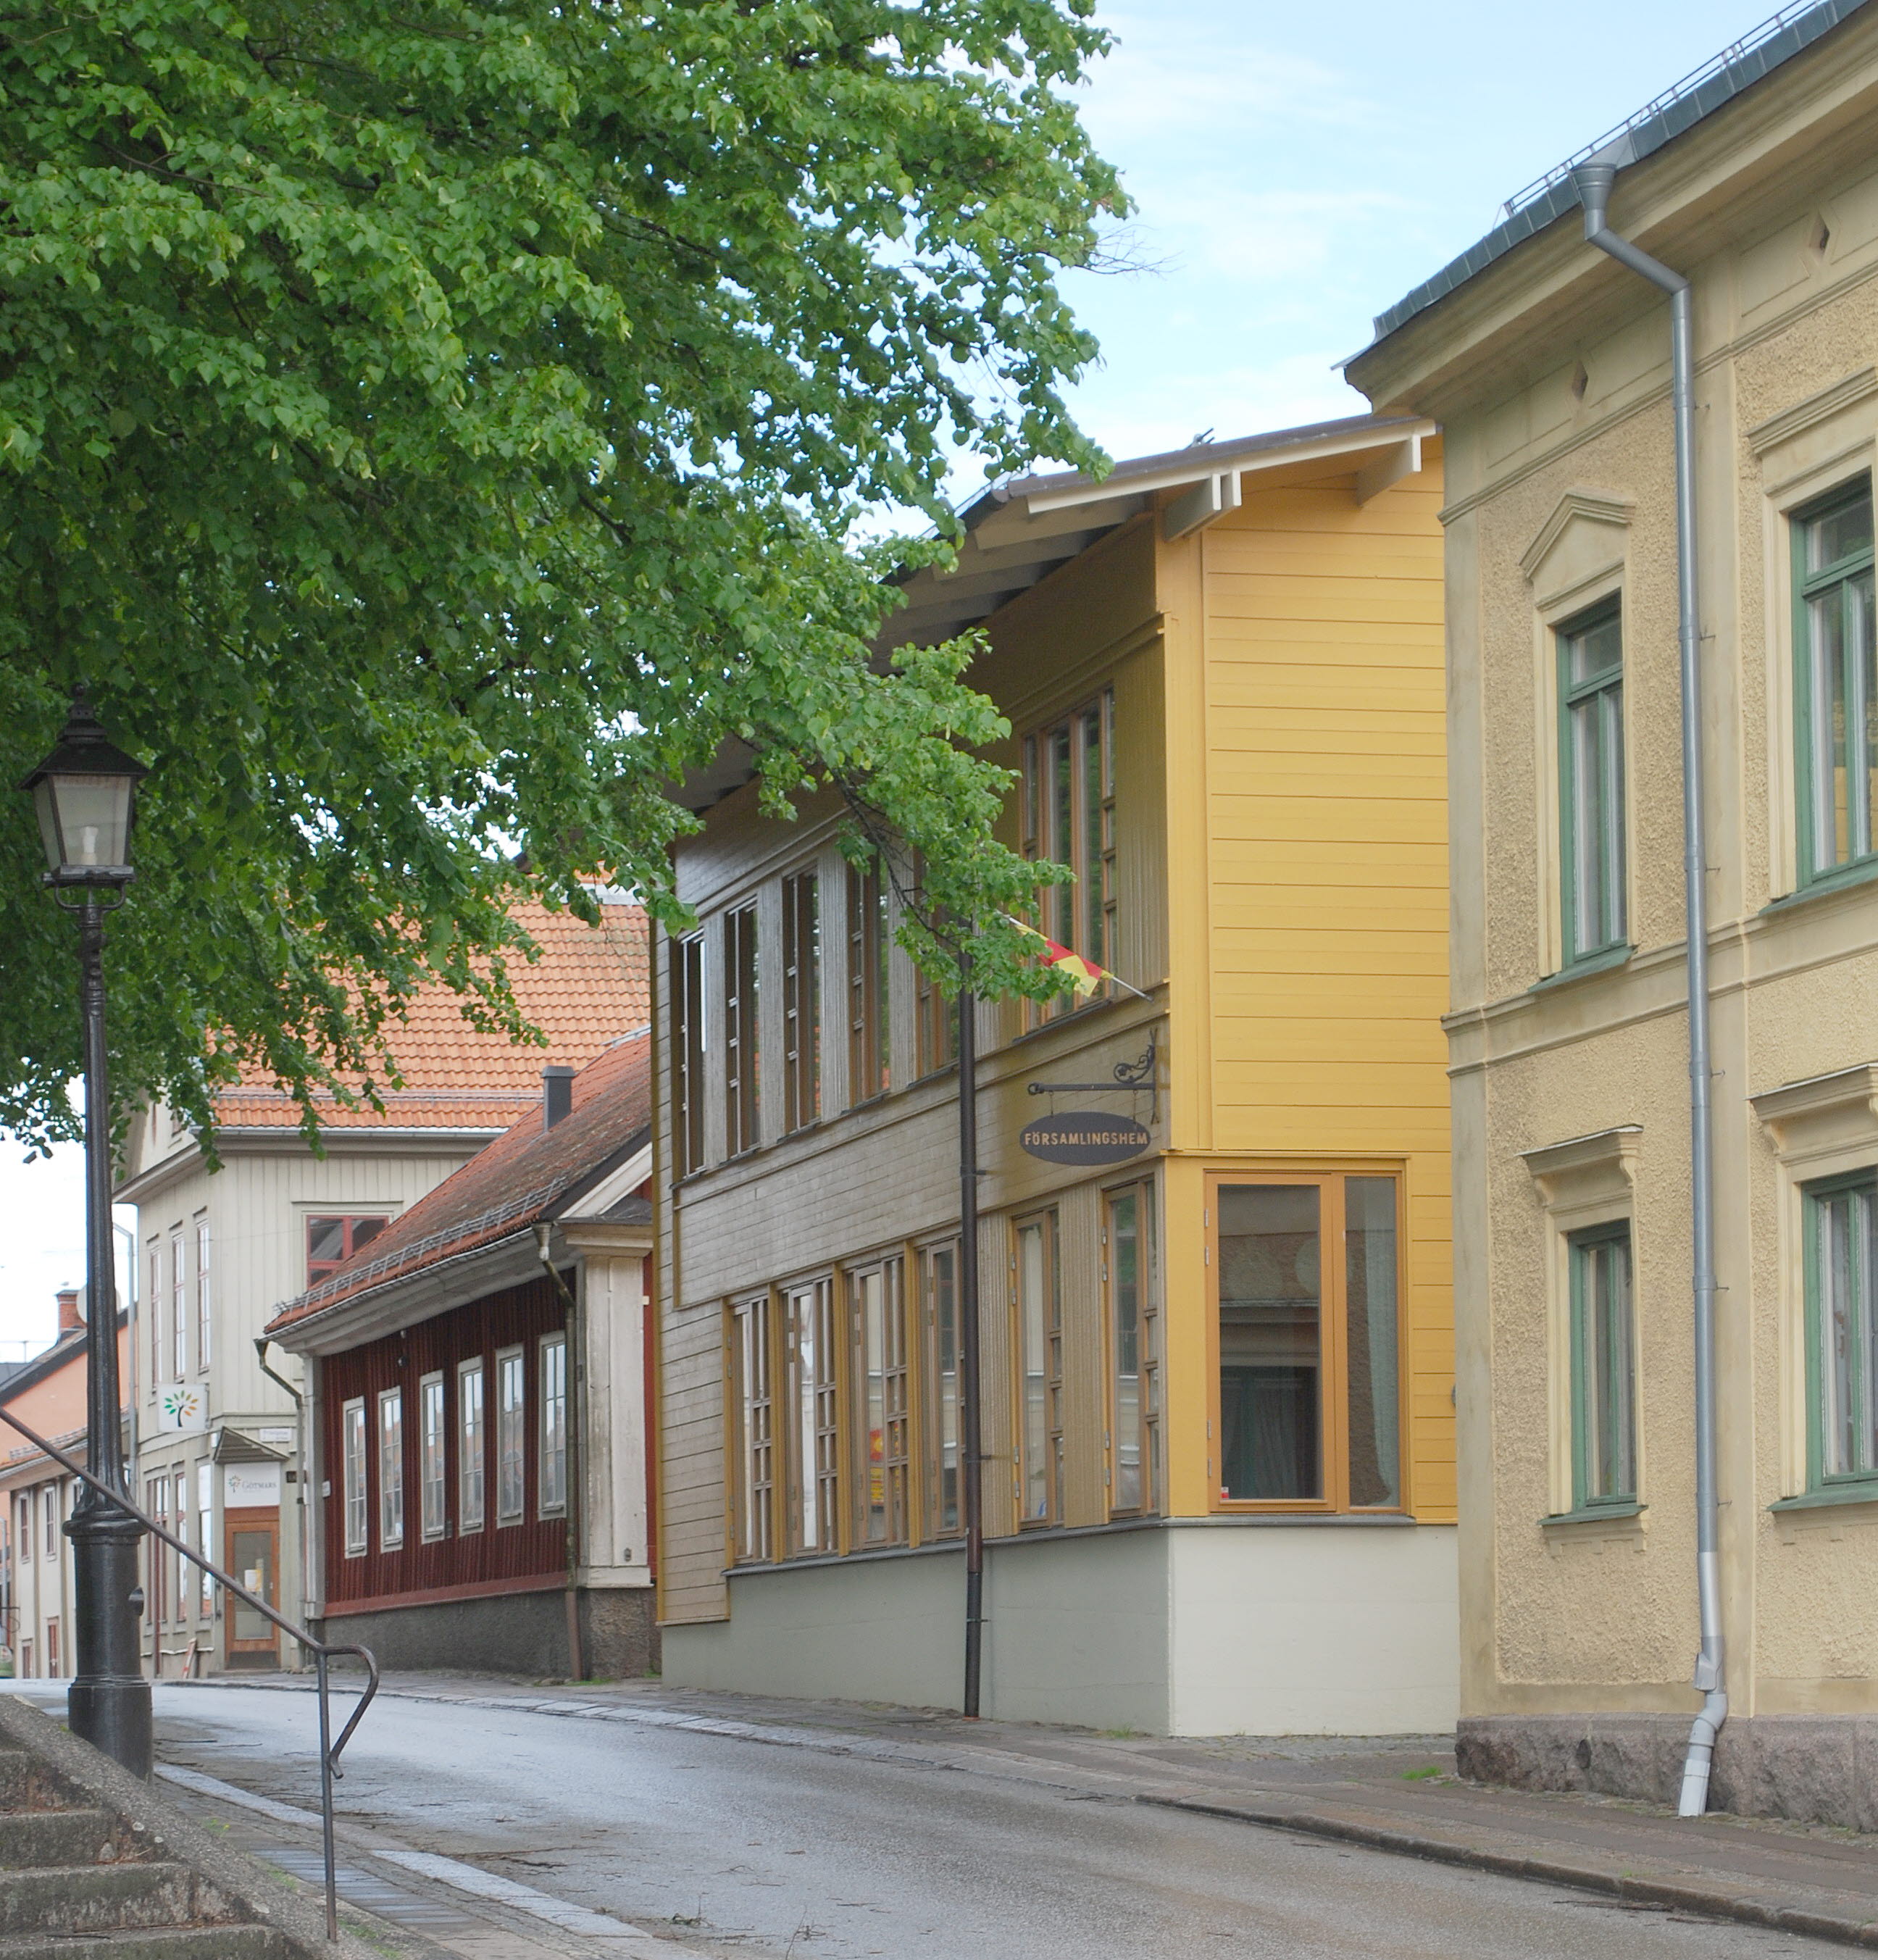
[15,0,1878,1955]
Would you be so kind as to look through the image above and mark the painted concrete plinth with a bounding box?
[662,1522,1458,1735]
[317,1583,657,1680]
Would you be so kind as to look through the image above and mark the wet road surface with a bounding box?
[143,1682,1831,1959]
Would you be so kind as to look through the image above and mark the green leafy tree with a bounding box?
[0,0,1119,1148]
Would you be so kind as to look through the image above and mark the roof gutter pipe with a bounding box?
[1572,159,1724,1818]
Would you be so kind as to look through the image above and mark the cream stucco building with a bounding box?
[1349,0,1878,1822]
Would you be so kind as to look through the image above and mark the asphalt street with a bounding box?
[141,1682,1830,1959]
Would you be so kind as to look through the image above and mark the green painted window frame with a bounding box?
[1802,1169,1878,1498]
[1567,1221,1637,1513]
[1557,599,1627,967]
[1793,478,1877,888]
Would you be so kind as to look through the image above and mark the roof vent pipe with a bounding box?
[543,1065,575,1130]
[1571,157,1725,1819]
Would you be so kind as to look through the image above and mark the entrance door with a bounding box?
[222,1509,280,1669]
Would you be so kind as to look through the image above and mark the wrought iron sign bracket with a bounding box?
[1027,1040,1159,1126]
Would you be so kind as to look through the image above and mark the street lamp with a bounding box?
[20,690,151,1777]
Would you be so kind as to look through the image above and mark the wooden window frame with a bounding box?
[419,1370,448,1543]
[1566,1222,1637,1513]
[851,1256,910,1548]
[306,1214,391,1289]
[729,1293,776,1564]
[341,1397,367,1556]
[495,1344,526,1526]
[376,1386,404,1550]
[1011,1211,1063,1527]
[783,1277,840,1556]
[456,1359,485,1535]
[1793,477,1878,888]
[846,861,890,1105]
[1206,1167,1408,1517]
[782,870,822,1133]
[148,1243,161,1391]
[538,1333,568,1519]
[723,904,760,1158]
[170,1228,186,1382]
[670,933,706,1177]
[194,1216,212,1374]
[1020,691,1117,1025]
[1803,1169,1878,1498]
[922,1240,962,1539]
[1106,1180,1160,1519]
[1557,599,1627,966]
[198,1462,214,1612]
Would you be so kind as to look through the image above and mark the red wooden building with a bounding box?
[266,1033,654,1676]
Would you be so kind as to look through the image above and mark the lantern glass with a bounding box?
[37,771,135,875]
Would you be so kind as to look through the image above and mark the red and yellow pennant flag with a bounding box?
[1001,914,1149,1001]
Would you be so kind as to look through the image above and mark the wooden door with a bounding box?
[222,1508,279,1669]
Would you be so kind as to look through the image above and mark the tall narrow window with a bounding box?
[194,1217,212,1372]
[539,1333,568,1517]
[171,1475,188,1625]
[785,1279,839,1554]
[1108,1184,1159,1516]
[1806,1172,1878,1491]
[457,1360,485,1533]
[1568,1224,1637,1511]
[170,1229,186,1381]
[923,1242,961,1536]
[846,861,890,1104]
[420,1372,447,1541]
[1014,1213,1061,1525]
[723,905,759,1156]
[1558,601,1626,963]
[1215,1174,1403,1511]
[730,1293,775,1562]
[671,933,706,1177]
[198,1463,214,1610]
[341,1398,367,1556]
[377,1388,404,1548]
[145,1480,165,1630]
[911,852,959,1080]
[853,1260,909,1547]
[782,872,821,1133]
[1021,693,1119,1020]
[1795,481,1877,883]
[496,1347,526,1524]
[148,1244,161,1386]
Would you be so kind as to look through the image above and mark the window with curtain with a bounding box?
[1568,1224,1637,1511]
[785,1278,839,1555]
[1013,1212,1062,1525]
[922,1242,961,1538]
[496,1347,526,1524]
[1108,1183,1159,1516]
[782,872,821,1133]
[538,1334,567,1517]
[670,934,706,1176]
[846,861,890,1104]
[1795,480,1877,884]
[1214,1173,1402,1511]
[723,905,760,1156]
[457,1359,485,1533]
[1558,600,1627,964]
[730,1293,775,1563]
[377,1388,404,1548]
[420,1372,447,1540]
[1021,691,1117,1021]
[1805,1172,1878,1493]
[341,1398,367,1556]
[851,1259,909,1547]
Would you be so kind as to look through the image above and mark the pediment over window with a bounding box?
[1751,1064,1878,1160]
[1520,488,1635,611]
[1522,1125,1641,1213]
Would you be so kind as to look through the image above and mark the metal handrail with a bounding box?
[0,1408,376,1941]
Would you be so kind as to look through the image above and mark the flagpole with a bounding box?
[958,967,984,1719]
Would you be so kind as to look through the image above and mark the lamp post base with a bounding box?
[65,1502,151,1780]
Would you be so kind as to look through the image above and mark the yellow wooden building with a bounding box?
[653,414,1457,1732]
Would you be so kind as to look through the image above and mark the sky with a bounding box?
[0,0,1793,1351]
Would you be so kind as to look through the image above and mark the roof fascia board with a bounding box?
[271,1231,548,1357]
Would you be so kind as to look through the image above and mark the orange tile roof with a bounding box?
[265,1029,653,1335]
[217,898,648,1131]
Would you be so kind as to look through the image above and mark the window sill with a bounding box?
[1761,858,1878,916]
[1542,1501,1644,1527]
[1769,1482,1878,1513]
[1531,945,1634,993]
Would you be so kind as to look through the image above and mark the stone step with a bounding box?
[0,1804,121,1868]
[0,1750,63,1814]
[0,1862,214,1938]
[0,1927,299,1959]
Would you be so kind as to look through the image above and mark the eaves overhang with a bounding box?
[1353,0,1868,372]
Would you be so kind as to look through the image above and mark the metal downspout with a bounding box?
[1572,159,1726,1816]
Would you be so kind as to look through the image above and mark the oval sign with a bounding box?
[1019,1109,1151,1167]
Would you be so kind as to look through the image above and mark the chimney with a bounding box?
[543,1065,575,1130]
[56,1288,82,1334]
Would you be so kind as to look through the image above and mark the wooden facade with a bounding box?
[655,417,1458,1732]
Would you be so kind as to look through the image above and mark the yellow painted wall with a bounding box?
[1157,460,1456,1525]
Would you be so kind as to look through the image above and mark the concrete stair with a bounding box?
[0,1703,372,1959]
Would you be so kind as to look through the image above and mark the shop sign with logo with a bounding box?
[222,1463,282,1509]
[153,1385,208,1434]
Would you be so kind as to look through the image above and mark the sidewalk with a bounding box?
[193,1669,1878,1951]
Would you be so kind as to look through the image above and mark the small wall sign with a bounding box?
[1019,1109,1151,1166]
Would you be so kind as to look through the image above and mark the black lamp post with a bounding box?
[20,691,151,1777]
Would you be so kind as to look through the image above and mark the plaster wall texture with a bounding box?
[1350,5,1878,1747]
